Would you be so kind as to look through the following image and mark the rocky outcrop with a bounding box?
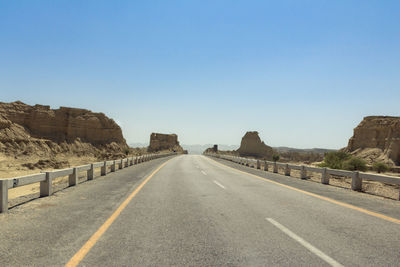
[237,131,275,159]
[345,116,400,166]
[148,133,183,152]
[0,101,125,144]
[0,101,128,158]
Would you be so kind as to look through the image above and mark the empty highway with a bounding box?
[1,155,399,266]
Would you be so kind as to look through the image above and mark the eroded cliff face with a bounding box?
[148,133,183,152]
[0,101,128,159]
[346,116,400,166]
[237,131,275,159]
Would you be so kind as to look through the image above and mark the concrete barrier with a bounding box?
[205,153,400,200]
[0,152,176,213]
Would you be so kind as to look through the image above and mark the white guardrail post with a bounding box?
[264,161,268,171]
[101,161,107,176]
[0,179,8,213]
[273,162,278,173]
[285,164,290,176]
[351,171,362,191]
[321,168,329,184]
[111,160,116,172]
[300,165,307,179]
[69,168,78,186]
[40,172,52,197]
[87,164,94,180]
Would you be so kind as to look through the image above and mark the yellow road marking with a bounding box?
[206,157,400,225]
[65,159,172,267]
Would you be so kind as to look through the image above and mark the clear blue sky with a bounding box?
[1,0,399,149]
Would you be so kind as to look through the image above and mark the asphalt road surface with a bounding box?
[1,155,399,266]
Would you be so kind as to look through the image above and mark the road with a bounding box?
[1,155,399,266]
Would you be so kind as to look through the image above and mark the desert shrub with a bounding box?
[373,162,389,173]
[342,157,367,172]
[124,148,130,155]
[280,151,324,163]
[319,151,351,169]
[272,154,280,162]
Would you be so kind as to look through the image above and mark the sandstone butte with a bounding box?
[237,131,275,159]
[345,116,400,166]
[147,133,184,153]
[0,101,128,158]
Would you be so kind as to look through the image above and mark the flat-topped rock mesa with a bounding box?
[237,131,275,159]
[0,101,125,144]
[346,116,400,166]
[148,133,184,152]
[0,101,128,157]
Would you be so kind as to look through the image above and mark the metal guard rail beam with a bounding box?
[0,152,177,213]
[204,153,400,201]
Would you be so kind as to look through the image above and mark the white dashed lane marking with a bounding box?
[266,218,344,267]
[213,180,226,189]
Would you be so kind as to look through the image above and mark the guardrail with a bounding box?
[205,153,400,200]
[0,152,176,213]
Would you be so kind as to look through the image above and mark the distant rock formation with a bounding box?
[345,116,400,166]
[0,101,128,158]
[203,144,219,155]
[148,133,184,152]
[236,131,275,159]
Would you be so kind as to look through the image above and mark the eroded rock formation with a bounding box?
[345,116,400,166]
[0,101,128,159]
[148,133,183,152]
[237,131,275,159]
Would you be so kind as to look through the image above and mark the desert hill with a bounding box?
[236,131,275,159]
[345,116,400,166]
[148,133,184,153]
[0,101,129,175]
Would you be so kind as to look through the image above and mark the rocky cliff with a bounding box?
[0,101,128,159]
[148,133,184,152]
[346,116,400,166]
[237,131,275,159]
